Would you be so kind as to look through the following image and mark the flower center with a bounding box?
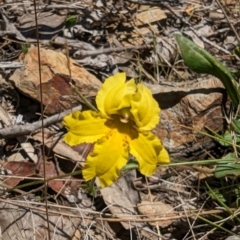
[118,107,131,123]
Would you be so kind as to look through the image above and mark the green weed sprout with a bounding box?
[175,33,240,107]
[66,15,77,28]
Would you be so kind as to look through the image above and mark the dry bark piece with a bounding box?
[138,200,177,227]
[10,46,102,115]
[149,76,227,160]
[18,12,66,40]
[0,12,26,41]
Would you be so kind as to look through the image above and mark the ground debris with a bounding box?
[0,0,239,239]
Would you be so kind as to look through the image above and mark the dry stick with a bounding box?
[0,62,24,68]
[0,105,82,138]
[145,177,162,240]
[32,1,51,238]
[24,4,86,11]
[74,45,151,58]
[0,198,237,223]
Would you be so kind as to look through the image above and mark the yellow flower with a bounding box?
[63,72,170,187]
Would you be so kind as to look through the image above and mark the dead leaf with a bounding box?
[1,160,69,197]
[2,161,36,187]
[10,46,102,114]
[100,170,142,229]
[184,5,198,16]
[0,202,81,240]
[137,200,177,227]
[135,7,166,26]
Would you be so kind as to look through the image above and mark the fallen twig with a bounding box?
[73,45,151,58]
[0,105,82,138]
[0,62,24,68]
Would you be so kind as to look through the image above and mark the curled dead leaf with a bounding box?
[10,46,102,114]
[1,161,71,197]
[137,200,177,227]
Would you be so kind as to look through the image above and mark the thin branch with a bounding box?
[73,45,151,58]
[0,105,82,138]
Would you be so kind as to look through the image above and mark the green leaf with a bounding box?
[121,159,139,171]
[214,153,240,178]
[218,131,233,147]
[21,43,30,54]
[175,33,240,107]
[233,45,240,58]
[232,119,240,134]
[82,178,97,197]
[208,188,227,203]
[66,15,77,28]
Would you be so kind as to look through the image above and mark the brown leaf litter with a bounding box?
[10,46,102,114]
[0,0,239,239]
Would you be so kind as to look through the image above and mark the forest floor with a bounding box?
[0,0,240,239]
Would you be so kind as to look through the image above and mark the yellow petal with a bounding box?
[63,110,110,146]
[130,84,160,130]
[82,130,129,187]
[96,72,136,116]
[157,146,170,164]
[96,72,126,115]
[129,131,169,176]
